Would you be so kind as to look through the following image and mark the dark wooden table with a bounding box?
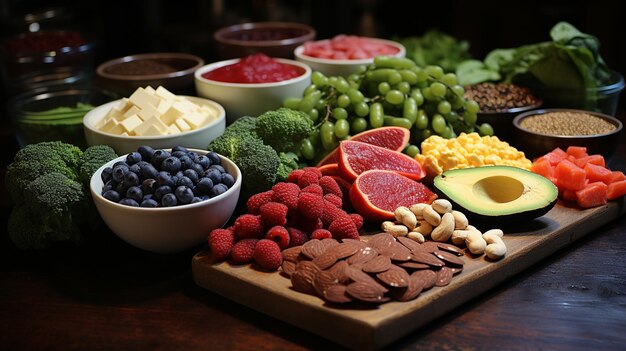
[1,124,625,351]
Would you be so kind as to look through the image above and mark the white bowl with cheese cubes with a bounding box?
[83,85,226,154]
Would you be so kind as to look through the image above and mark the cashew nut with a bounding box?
[412,220,433,237]
[483,232,507,260]
[394,206,417,230]
[422,205,442,227]
[451,229,469,246]
[431,199,453,214]
[382,221,408,237]
[409,203,429,220]
[483,229,504,238]
[431,212,454,242]
[465,230,486,255]
[451,210,469,230]
[407,231,426,243]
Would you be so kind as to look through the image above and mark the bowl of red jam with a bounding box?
[194,53,311,124]
[294,35,405,77]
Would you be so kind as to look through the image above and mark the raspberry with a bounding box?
[286,169,305,183]
[253,239,283,270]
[310,228,333,240]
[301,166,323,178]
[246,190,274,214]
[298,217,323,234]
[350,213,364,230]
[297,168,321,189]
[287,227,309,247]
[265,225,290,249]
[319,175,343,198]
[272,182,300,210]
[230,238,259,263]
[259,201,288,227]
[208,228,235,261]
[321,200,350,227]
[328,216,360,240]
[297,192,324,220]
[301,183,324,196]
[234,214,265,239]
[323,193,343,208]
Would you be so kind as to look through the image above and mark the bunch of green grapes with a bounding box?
[283,56,493,162]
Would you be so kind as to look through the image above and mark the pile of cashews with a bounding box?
[381,199,507,260]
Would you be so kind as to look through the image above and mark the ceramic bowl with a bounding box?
[90,149,241,253]
[83,96,225,154]
[194,57,311,124]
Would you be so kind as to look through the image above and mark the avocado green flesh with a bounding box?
[433,166,558,221]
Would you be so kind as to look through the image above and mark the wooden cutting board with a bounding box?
[192,200,625,350]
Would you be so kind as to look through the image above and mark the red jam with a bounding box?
[202,53,305,83]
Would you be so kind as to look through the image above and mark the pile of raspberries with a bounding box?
[207,167,363,270]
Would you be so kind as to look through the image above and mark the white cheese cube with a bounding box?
[160,105,184,125]
[98,118,118,132]
[184,112,208,129]
[155,86,177,102]
[172,99,196,114]
[136,103,160,121]
[123,105,142,119]
[167,124,181,135]
[144,86,156,94]
[128,87,160,111]
[140,124,164,136]
[107,123,126,135]
[175,118,191,132]
[120,114,144,133]
[134,115,168,136]
[156,99,173,114]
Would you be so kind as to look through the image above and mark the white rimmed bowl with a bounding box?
[83,96,225,155]
[90,149,241,253]
[194,57,311,124]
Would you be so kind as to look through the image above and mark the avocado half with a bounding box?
[433,166,558,223]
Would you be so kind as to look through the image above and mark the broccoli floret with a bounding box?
[79,144,118,184]
[5,141,83,203]
[277,151,299,182]
[255,107,313,153]
[223,116,258,138]
[8,204,50,250]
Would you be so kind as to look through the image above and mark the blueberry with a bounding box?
[142,194,154,201]
[209,183,229,198]
[102,190,121,203]
[194,155,211,169]
[101,167,113,183]
[161,193,178,207]
[139,163,159,180]
[155,171,174,187]
[187,151,198,161]
[207,151,221,165]
[103,179,117,193]
[204,168,222,184]
[123,171,140,187]
[209,164,225,174]
[196,177,214,194]
[190,162,205,175]
[172,150,187,158]
[141,178,156,195]
[113,160,129,169]
[140,198,159,207]
[176,175,194,188]
[175,185,194,204]
[120,198,140,207]
[137,145,155,161]
[221,173,235,188]
[126,186,143,203]
[154,185,173,200]
[183,169,199,184]
[151,149,171,168]
[129,163,141,174]
[115,182,129,195]
[161,156,182,173]
[178,155,194,170]
[172,145,188,153]
[112,164,129,182]
[191,197,204,203]
[126,151,142,165]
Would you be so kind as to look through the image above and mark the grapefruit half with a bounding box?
[350,170,438,222]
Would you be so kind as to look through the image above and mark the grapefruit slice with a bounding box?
[350,170,438,222]
[316,126,411,166]
[338,140,426,183]
[318,163,339,176]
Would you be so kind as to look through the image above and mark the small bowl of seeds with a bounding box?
[513,108,622,160]
[465,82,542,145]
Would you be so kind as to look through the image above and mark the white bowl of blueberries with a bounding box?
[90,145,241,253]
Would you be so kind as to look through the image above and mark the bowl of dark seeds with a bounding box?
[513,108,622,159]
[465,82,542,145]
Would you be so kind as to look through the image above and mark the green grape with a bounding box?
[335,78,349,93]
[334,119,350,138]
[385,89,405,105]
[354,101,369,117]
[410,89,424,106]
[374,56,415,69]
[308,129,321,148]
[303,84,318,96]
[431,114,447,134]
[351,117,368,133]
[387,70,402,85]
[300,138,315,160]
[404,144,420,158]
[402,97,418,123]
[378,82,391,95]
[311,71,328,87]
[384,116,413,129]
[369,102,384,128]
[328,76,338,86]
[283,97,301,109]
[462,110,478,125]
[396,81,411,94]
[298,97,316,112]
[366,68,395,82]
[348,73,360,82]
[465,100,480,114]
[425,65,444,79]
[421,87,437,102]
[421,128,433,141]
[332,107,348,120]
[415,69,429,83]
[451,96,465,109]
[373,56,394,68]
[347,88,365,103]
[479,123,494,136]
[415,110,429,129]
[307,108,319,122]
[437,100,452,115]
[315,99,326,110]
[451,84,465,97]
[337,94,351,108]
[441,73,457,86]
[399,69,418,84]
[444,111,458,123]
[320,121,338,150]
[430,82,447,98]
[440,126,453,138]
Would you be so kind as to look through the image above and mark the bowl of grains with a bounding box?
[464,82,542,145]
[95,52,205,97]
[513,108,622,160]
